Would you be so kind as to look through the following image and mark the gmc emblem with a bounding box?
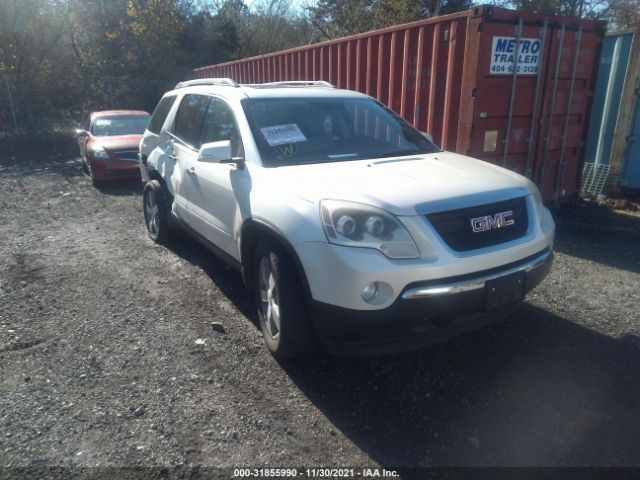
[470,210,515,232]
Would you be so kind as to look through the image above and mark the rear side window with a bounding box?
[147,95,176,134]
[173,94,209,147]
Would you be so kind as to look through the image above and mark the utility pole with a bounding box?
[4,75,18,133]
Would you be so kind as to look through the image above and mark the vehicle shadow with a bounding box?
[164,234,257,322]
[553,202,640,275]
[95,179,143,196]
[159,228,640,467]
[280,304,640,468]
[149,192,640,468]
[0,152,144,197]
[0,155,84,180]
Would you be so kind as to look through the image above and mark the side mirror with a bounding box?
[198,140,244,168]
[199,140,232,163]
[76,129,89,136]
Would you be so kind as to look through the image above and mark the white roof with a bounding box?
[241,87,369,100]
[170,78,370,101]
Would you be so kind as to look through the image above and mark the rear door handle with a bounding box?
[186,166,196,175]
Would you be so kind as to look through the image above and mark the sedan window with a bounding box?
[91,115,149,136]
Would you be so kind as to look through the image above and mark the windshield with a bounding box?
[242,97,439,167]
[92,115,150,136]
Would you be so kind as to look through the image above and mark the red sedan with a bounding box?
[76,110,150,186]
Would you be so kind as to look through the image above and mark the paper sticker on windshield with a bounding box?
[260,124,307,146]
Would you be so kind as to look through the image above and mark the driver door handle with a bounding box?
[186,166,196,175]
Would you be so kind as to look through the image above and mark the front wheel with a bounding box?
[254,240,317,359]
[81,156,89,175]
[86,160,102,187]
[143,180,170,244]
[90,169,101,187]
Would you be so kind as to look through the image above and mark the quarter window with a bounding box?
[173,94,209,148]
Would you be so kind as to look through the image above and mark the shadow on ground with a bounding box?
[95,179,142,196]
[0,149,142,197]
[553,202,640,275]
[118,159,640,469]
[164,234,256,322]
[282,305,640,467]
[162,229,640,468]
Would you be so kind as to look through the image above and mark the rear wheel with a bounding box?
[143,180,169,244]
[254,240,317,359]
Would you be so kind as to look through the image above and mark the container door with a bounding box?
[622,78,640,189]
[583,34,634,167]
[468,14,603,204]
[467,19,551,178]
[534,24,603,204]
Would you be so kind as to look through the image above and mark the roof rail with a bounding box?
[174,78,239,89]
[243,80,335,89]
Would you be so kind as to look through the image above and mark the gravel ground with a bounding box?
[1,143,640,475]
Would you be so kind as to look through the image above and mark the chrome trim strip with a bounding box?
[401,250,552,300]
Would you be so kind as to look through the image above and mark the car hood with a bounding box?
[266,152,535,215]
[93,135,142,151]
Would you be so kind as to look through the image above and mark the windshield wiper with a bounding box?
[370,149,421,159]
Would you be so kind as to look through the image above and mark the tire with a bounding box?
[254,240,317,359]
[90,171,101,187]
[87,161,102,187]
[143,180,170,244]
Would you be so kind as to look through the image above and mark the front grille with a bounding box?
[114,150,139,162]
[426,196,529,252]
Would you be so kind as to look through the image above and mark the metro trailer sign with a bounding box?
[490,36,541,75]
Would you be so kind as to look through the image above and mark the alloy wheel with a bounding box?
[258,255,281,340]
[144,191,160,236]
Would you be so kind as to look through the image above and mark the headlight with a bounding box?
[90,146,109,159]
[320,200,420,259]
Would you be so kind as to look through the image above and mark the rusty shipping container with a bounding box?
[193,6,606,204]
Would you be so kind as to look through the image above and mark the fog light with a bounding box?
[361,282,377,301]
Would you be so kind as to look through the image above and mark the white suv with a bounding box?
[139,79,555,358]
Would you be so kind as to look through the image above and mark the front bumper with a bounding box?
[90,158,141,181]
[311,249,553,356]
